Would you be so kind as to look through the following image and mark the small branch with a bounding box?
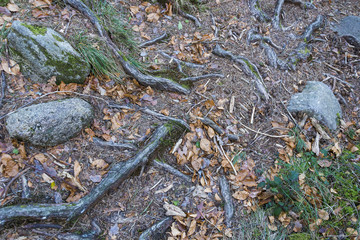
[160,51,205,75]
[214,136,237,175]
[210,12,218,38]
[0,70,6,108]
[200,117,225,135]
[272,0,285,30]
[139,32,168,48]
[219,175,234,227]
[179,11,201,27]
[179,73,224,82]
[1,168,30,199]
[152,160,192,183]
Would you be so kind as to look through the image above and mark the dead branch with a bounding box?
[0,123,186,227]
[160,51,205,75]
[219,175,234,227]
[152,160,192,183]
[63,0,190,94]
[139,32,168,48]
[0,70,6,108]
[212,45,269,101]
[1,168,30,199]
[139,217,173,240]
[179,11,201,28]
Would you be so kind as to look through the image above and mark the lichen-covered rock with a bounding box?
[334,16,360,49]
[6,98,94,146]
[287,81,341,130]
[7,21,90,84]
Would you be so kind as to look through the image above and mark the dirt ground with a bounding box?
[0,0,359,239]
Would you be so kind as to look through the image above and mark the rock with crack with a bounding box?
[6,98,94,146]
[287,81,341,130]
[334,16,360,49]
[7,21,90,84]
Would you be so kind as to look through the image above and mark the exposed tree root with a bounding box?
[139,32,168,48]
[0,123,186,227]
[272,0,284,30]
[300,15,325,41]
[152,160,192,183]
[180,11,202,28]
[248,0,271,23]
[180,73,224,82]
[219,175,234,227]
[285,0,316,9]
[63,0,189,94]
[212,45,269,101]
[139,217,173,240]
[160,51,205,75]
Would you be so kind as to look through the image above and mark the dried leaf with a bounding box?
[130,6,139,15]
[232,190,249,201]
[187,219,196,236]
[91,159,109,169]
[318,209,329,220]
[191,157,202,172]
[200,138,211,152]
[147,13,160,22]
[74,160,81,179]
[164,203,186,217]
[293,220,302,232]
[1,154,19,177]
[318,159,332,168]
[7,3,20,12]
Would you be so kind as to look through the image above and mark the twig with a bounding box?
[219,175,234,227]
[209,11,218,38]
[180,73,224,82]
[214,136,237,175]
[238,120,289,138]
[1,168,30,199]
[179,11,201,27]
[323,73,352,87]
[139,32,168,48]
[0,70,6,108]
[152,160,192,183]
[160,51,204,75]
[323,62,343,74]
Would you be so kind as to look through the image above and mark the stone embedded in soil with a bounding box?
[7,21,90,84]
[334,16,360,49]
[6,98,94,146]
[287,81,341,130]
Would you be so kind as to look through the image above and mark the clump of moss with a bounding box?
[21,23,47,36]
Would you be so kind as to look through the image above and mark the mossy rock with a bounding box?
[7,21,90,84]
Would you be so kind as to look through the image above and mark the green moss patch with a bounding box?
[21,23,47,36]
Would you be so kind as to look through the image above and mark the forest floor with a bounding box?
[0,0,360,239]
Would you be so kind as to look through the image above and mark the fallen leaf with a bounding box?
[163,203,186,217]
[155,183,173,194]
[187,219,196,236]
[130,6,139,15]
[200,138,211,152]
[91,159,109,169]
[346,228,358,237]
[147,13,160,22]
[74,160,81,179]
[1,154,19,177]
[7,3,20,12]
[232,190,249,200]
[191,157,202,172]
[171,222,182,236]
[293,220,302,232]
[318,159,332,167]
[318,209,329,220]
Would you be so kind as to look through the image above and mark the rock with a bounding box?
[7,21,90,84]
[6,98,94,146]
[287,81,341,130]
[334,16,360,49]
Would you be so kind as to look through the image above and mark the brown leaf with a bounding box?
[232,190,249,201]
[187,219,196,236]
[1,154,19,177]
[7,3,20,12]
[293,220,302,232]
[34,153,47,163]
[129,6,139,15]
[318,159,332,168]
[318,209,329,220]
[147,13,160,22]
[191,157,202,172]
[200,138,211,152]
[163,203,186,217]
[74,160,81,179]
[242,178,257,187]
[91,159,109,169]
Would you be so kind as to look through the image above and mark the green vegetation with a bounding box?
[0,23,10,56]
[0,0,9,7]
[259,125,360,238]
[72,32,122,79]
[21,23,47,36]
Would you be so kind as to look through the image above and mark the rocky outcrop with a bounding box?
[6,98,94,146]
[334,16,360,49]
[7,21,90,84]
[287,81,342,130]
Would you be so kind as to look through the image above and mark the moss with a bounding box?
[52,34,64,42]
[243,59,261,79]
[21,23,47,36]
[0,0,9,7]
[288,233,311,240]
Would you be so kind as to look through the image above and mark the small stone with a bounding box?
[287,81,341,130]
[6,98,94,146]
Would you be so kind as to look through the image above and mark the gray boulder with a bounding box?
[334,16,360,49]
[6,98,94,146]
[7,21,90,84]
[287,81,341,130]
